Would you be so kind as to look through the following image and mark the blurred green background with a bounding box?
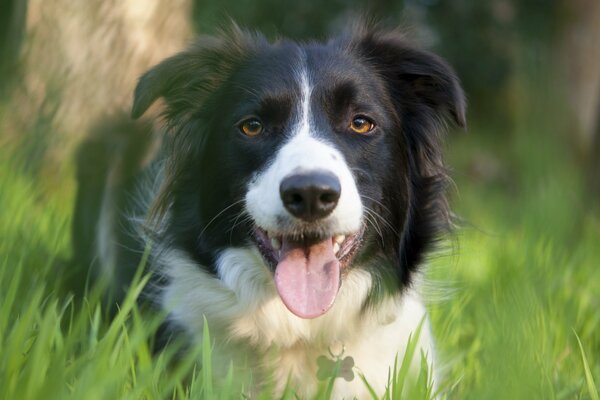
[0,0,599,399]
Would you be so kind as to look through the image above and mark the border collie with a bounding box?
[72,23,465,398]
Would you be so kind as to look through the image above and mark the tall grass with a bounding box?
[1,113,598,398]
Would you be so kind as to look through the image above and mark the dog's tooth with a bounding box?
[271,238,281,250]
[334,235,346,244]
[333,243,340,255]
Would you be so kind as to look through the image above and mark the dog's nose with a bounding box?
[280,172,341,222]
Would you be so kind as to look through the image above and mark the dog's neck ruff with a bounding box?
[159,246,376,346]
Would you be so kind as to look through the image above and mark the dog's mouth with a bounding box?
[253,227,363,319]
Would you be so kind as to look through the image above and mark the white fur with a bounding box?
[159,246,436,398]
[245,68,363,236]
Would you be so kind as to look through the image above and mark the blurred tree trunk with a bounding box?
[3,0,192,164]
[556,0,600,199]
[557,0,600,155]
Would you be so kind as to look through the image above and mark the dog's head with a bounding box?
[132,25,465,319]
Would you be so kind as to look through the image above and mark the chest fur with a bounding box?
[160,247,436,398]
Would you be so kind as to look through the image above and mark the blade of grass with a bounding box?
[392,317,425,399]
[359,372,381,400]
[574,330,599,400]
[202,315,214,398]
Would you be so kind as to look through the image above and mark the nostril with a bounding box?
[320,191,338,205]
[291,193,303,204]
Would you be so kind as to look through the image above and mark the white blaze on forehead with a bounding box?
[297,70,312,137]
[245,62,363,234]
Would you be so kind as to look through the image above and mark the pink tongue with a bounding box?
[274,237,340,319]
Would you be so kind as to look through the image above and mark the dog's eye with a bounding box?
[240,118,263,137]
[349,116,375,134]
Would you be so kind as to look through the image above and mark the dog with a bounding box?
[72,23,465,398]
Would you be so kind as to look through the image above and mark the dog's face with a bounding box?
[132,26,465,319]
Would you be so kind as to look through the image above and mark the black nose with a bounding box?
[280,172,341,222]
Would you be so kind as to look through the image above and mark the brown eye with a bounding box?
[350,116,375,134]
[240,118,263,137]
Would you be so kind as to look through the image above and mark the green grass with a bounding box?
[0,118,599,399]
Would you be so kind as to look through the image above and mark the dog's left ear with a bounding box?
[351,30,466,128]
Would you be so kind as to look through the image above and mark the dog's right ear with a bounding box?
[131,52,198,119]
[131,29,257,120]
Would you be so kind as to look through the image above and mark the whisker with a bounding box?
[360,194,393,215]
[363,209,384,242]
[228,211,253,245]
[363,204,400,237]
[199,199,246,237]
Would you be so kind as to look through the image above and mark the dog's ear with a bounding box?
[350,29,466,128]
[132,29,258,120]
[131,52,198,119]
